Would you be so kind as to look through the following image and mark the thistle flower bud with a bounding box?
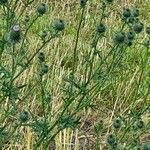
[128,16,135,24]
[107,134,117,146]
[37,3,47,16]
[132,9,140,17]
[146,27,150,35]
[134,120,144,130]
[19,111,29,122]
[45,92,52,102]
[80,0,87,8]
[40,30,47,40]
[0,0,8,5]
[9,24,21,43]
[113,118,122,129]
[126,41,133,47]
[52,19,65,32]
[133,22,144,33]
[123,8,131,18]
[114,32,125,44]
[96,23,106,34]
[127,31,135,41]
[38,52,45,63]
[105,0,113,3]
[24,15,30,23]
[40,63,48,76]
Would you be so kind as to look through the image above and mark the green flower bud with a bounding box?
[52,19,65,32]
[96,23,106,34]
[37,3,47,16]
[123,8,131,18]
[19,111,29,122]
[38,52,45,63]
[114,32,125,44]
[142,142,150,150]
[9,25,21,43]
[133,22,144,33]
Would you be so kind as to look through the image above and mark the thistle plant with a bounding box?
[0,0,150,149]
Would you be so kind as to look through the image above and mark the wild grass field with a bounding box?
[0,0,150,149]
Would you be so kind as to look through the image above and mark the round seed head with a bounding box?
[37,3,47,16]
[52,19,65,32]
[19,111,29,122]
[133,22,144,33]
